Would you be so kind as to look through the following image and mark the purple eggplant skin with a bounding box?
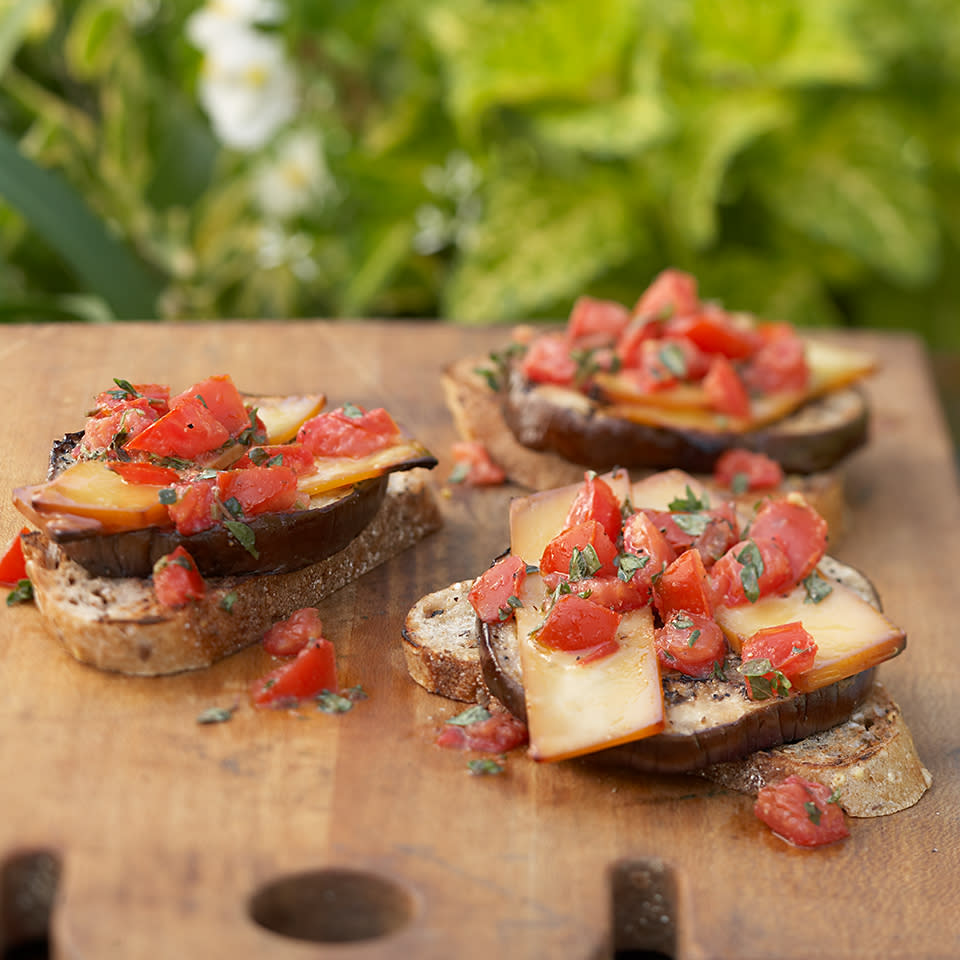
[501,368,870,474]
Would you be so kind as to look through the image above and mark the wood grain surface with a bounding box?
[0,322,957,959]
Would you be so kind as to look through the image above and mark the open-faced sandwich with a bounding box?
[8,374,441,675]
[444,268,875,532]
[403,468,930,838]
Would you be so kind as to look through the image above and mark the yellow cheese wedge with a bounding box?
[515,574,664,761]
[297,440,432,497]
[715,577,905,693]
[630,469,710,512]
[509,468,631,564]
[254,393,326,444]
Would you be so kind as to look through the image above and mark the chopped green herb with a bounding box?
[711,660,727,681]
[196,706,236,725]
[735,540,764,603]
[687,628,702,647]
[668,485,709,512]
[731,472,749,495]
[827,789,841,805]
[468,757,504,776]
[805,801,822,825]
[267,454,283,467]
[6,579,33,606]
[158,488,177,505]
[739,657,791,699]
[223,520,259,558]
[802,570,833,604]
[316,690,355,713]
[341,685,368,703]
[448,705,491,726]
[672,613,695,630]
[498,595,523,620]
[620,496,636,520]
[220,591,238,613]
[616,552,648,582]
[248,447,269,466]
[672,511,710,537]
[525,563,539,575]
[659,342,687,378]
[109,378,140,400]
[569,544,601,581]
[342,402,363,419]
[448,461,470,484]
[222,496,243,519]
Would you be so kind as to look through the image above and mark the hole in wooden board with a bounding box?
[610,858,676,960]
[0,850,60,960]
[248,868,413,944]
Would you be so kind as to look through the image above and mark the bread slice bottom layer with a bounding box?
[23,470,442,676]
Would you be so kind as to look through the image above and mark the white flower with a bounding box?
[254,131,331,220]
[196,27,297,151]
[186,0,283,51]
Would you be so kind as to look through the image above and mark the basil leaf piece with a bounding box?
[6,579,33,606]
[668,485,709,512]
[468,757,504,776]
[672,511,710,537]
[196,706,236,725]
[569,544,601,581]
[616,552,648,582]
[803,570,833,604]
[448,705,492,726]
[316,691,355,714]
[223,520,259,557]
[805,801,823,825]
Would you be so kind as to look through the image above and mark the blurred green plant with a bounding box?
[0,0,958,347]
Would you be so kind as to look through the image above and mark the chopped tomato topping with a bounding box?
[633,268,699,320]
[713,449,784,492]
[655,611,727,678]
[297,405,402,458]
[566,296,630,346]
[0,528,29,587]
[653,548,713,620]
[260,607,324,657]
[622,337,708,392]
[743,325,809,394]
[520,333,578,386]
[216,465,299,517]
[741,620,818,699]
[565,472,622,544]
[124,394,231,459]
[152,546,205,608]
[709,537,794,607]
[450,440,506,486]
[536,594,621,660]
[621,511,677,596]
[642,501,739,567]
[468,554,528,624]
[703,354,751,418]
[540,520,619,582]
[235,443,316,476]
[561,575,649,613]
[107,461,182,487]
[615,317,663,368]
[666,308,761,360]
[77,401,159,455]
[93,383,170,415]
[173,375,250,437]
[435,708,529,753]
[251,637,338,708]
[167,478,218,536]
[749,498,827,581]
[754,775,849,847]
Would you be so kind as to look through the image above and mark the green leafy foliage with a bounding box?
[0,0,957,347]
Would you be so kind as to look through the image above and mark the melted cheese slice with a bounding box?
[715,577,905,693]
[297,440,431,496]
[515,575,664,762]
[255,394,326,444]
[509,468,630,564]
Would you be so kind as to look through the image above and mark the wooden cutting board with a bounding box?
[0,322,957,959]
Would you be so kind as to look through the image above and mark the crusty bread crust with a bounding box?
[23,470,442,676]
[442,355,849,535]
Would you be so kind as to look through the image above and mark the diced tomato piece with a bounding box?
[713,449,784,492]
[520,333,578,386]
[561,575,649,613]
[262,607,324,657]
[566,472,622,544]
[107,461,182,487]
[235,443,316,476]
[536,594,621,659]
[754,775,849,847]
[743,324,809,394]
[436,709,529,753]
[749,498,828,581]
[297,406,402,458]
[621,511,677,595]
[566,296,630,346]
[251,637,338,708]
[217,465,299,517]
[666,308,761,360]
[620,337,708,391]
[615,317,663,368]
[709,537,794,607]
[93,382,170,415]
[173,374,250,437]
[0,528,29,587]
[653,548,713,620]
[655,611,727,678]
[642,502,739,567]
[152,546,205,608]
[450,441,506,486]
[741,621,818,683]
[540,520,619,582]
[125,395,231,459]
[703,354,751,418]
[468,555,528,624]
[167,478,218,536]
[77,401,159,455]
[633,268,699,320]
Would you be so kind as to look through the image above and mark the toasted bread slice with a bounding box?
[401,563,930,817]
[443,356,852,535]
[24,470,442,676]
